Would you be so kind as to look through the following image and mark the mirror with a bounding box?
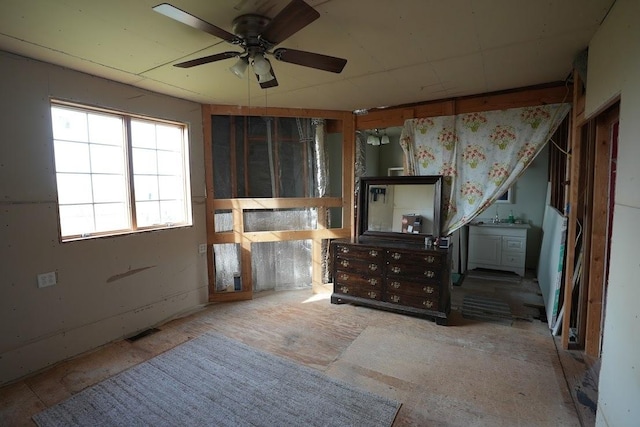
[357,175,443,243]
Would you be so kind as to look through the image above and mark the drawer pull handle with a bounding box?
[367,291,377,298]
[391,266,401,273]
[368,278,378,286]
[369,264,378,271]
[391,252,402,260]
[390,295,400,303]
[390,281,401,289]
[422,300,434,308]
[424,270,435,278]
[340,246,350,253]
[340,260,349,267]
[423,286,434,294]
[424,255,436,263]
[369,250,379,257]
[339,273,349,281]
[340,286,349,293]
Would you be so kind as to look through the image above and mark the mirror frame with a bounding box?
[356,175,443,244]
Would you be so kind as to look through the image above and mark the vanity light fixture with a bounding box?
[366,129,390,145]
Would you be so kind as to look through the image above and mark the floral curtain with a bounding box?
[400,103,571,235]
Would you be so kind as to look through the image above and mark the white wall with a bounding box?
[585,1,640,425]
[0,52,208,385]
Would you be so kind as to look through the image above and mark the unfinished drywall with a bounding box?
[0,52,208,385]
[585,0,640,426]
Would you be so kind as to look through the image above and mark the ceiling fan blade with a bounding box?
[153,3,238,44]
[260,0,320,45]
[174,51,240,68]
[273,48,347,73]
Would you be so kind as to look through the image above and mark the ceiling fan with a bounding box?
[153,0,348,89]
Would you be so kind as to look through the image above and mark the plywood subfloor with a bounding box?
[1,274,583,426]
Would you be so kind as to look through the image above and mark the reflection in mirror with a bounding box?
[358,175,443,243]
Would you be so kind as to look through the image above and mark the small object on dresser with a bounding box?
[438,237,450,248]
[425,237,432,248]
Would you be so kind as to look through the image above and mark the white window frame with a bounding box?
[50,100,192,242]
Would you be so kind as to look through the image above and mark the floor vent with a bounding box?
[126,328,160,342]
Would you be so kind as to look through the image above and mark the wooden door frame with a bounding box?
[561,69,619,354]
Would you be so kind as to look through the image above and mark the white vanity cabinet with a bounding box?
[467,223,530,276]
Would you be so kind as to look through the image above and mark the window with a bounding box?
[50,101,192,241]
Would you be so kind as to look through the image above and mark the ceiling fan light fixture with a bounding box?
[381,133,390,145]
[229,57,249,78]
[258,71,275,84]
[252,53,271,76]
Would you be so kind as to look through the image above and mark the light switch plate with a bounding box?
[198,244,207,254]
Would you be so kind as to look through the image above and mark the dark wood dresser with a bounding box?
[330,239,452,325]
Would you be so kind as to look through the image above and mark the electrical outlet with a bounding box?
[198,244,207,254]
[37,271,57,288]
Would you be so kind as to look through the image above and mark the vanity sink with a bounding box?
[470,222,529,229]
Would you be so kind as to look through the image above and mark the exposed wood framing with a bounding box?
[204,82,572,304]
[355,82,571,130]
[584,105,618,357]
[204,105,352,302]
[562,71,584,348]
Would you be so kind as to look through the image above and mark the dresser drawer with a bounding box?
[334,283,382,300]
[335,256,383,275]
[384,292,439,311]
[334,243,383,260]
[334,271,383,289]
[386,278,440,299]
[385,262,441,280]
[385,249,444,267]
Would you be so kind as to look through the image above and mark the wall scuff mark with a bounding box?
[107,266,156,283]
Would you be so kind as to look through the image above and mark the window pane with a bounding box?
[59,204,94,236]
[93,174,127,203]
[94,203,129,232]
[159,175,184,200]
[88,114,124,146]
[134,175,159,201]
[57,173,93,204]
[157,150,183,175]
[156,124,182,151]
[132,148,157,174]
[51,107,88,142]
[90,144,125,174]
[131,120,156,149]
[160,200,185,223]
[53,141,90,173]
[52,101,191,239]
[136,201,161,227]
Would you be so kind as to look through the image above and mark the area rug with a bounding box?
[461,294,514,325]
[464,269,522,283]
[33,332,400,427]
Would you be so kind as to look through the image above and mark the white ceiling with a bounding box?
[0,0,614,112]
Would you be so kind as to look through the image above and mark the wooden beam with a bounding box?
[561,71,583,348]
[342,113,356,238]
[212,197,344,210]
[355,82,572,131]
[207,104,345,120]
[584,106,618,357]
